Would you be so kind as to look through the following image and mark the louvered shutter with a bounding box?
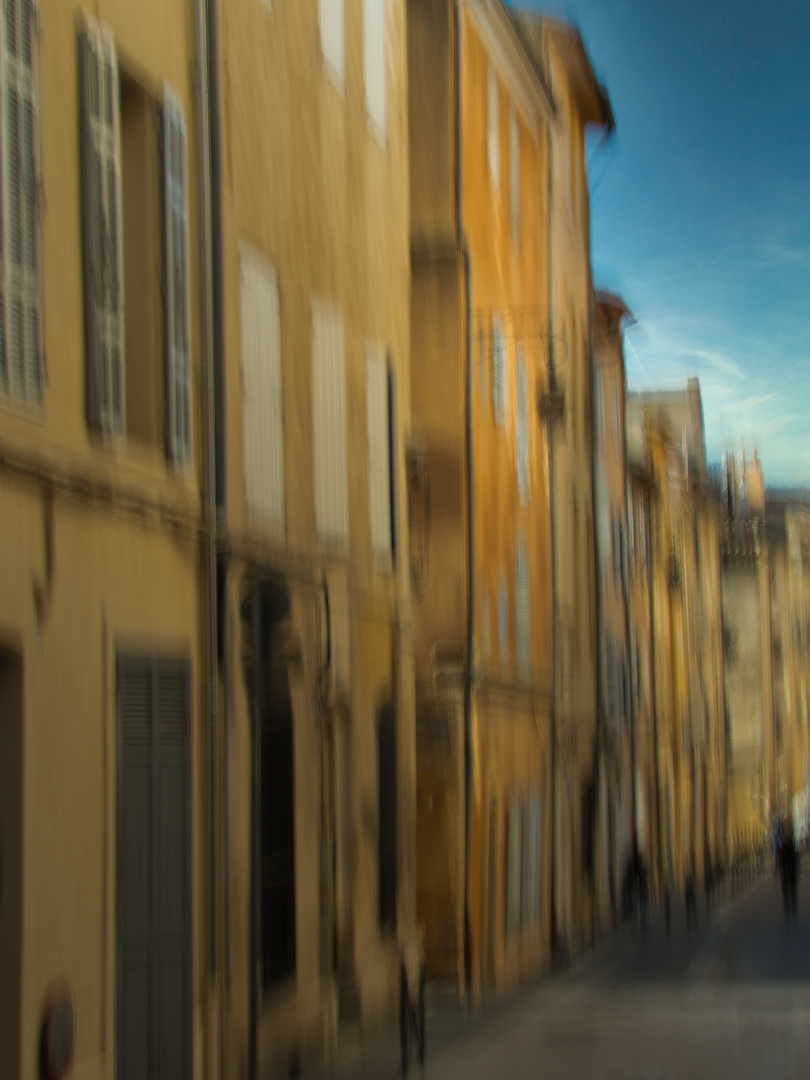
[510,106,519,247]
[319,0,344,88]
[488,64,499,188]
[117,659,191,1080]
[517,348,528,505]
[0,0,41,404]
[516,534,529,678]
[529,794,541,925]
[80,16,124,439]
[366,346,391,558]
[387,364,398,559]
[162,85,191,465]
[364,0,385,141]
[312,301,348,546]
[498,571,507,663]
[492,313,505,426]
[241,248,284,530]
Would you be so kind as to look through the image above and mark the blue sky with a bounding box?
[508,0,810,486]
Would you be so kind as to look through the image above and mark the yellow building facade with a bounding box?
[0,0,211,1077]
[408,0,555,997]
[521,15,613,959]
[593,294,634,926]
[212,0,416,1074]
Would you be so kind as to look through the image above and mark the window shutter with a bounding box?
[80,16,124,439]
[366,345,391,558]
[517,348,528,505]
[312,301,348,546]
[240,247,284,530]
[492,312,505,427]
[516,534,529,678]
[498,571,507,663]
[487,64,499,188]
[387,363,398,559]
[1,0,41,404]
[319,0,344,89]
[480,583,489,663]
[162,85,191,465]
[363,0,385,142]
[509,106,519,247]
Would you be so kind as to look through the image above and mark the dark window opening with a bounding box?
[261,666,296,988]
[377,703,397,929]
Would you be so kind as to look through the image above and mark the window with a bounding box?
[312,299,348,546]
[319,0,344,90]
[491,312,505,427]
[241,246,284,530]
[505,798,520,939]
[594,375,604,438]
[528,793,541,926]
[498,571,507,664]
[377,703,397,928]
[366,345,396,560]
[0,0,41,406]
[516,533,529,678]
[517,347,528,505]
[364,0,385,142]
[612,378,620,451]
[80,16,191,458]
[509,106,519,248]
[163,87,191,464]
[80,18,124,439]
[481,582,489,664]
[487,63,499,189]
[479,320,486,400]
[260,665,296,987]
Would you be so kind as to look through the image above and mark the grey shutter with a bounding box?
[492,314,505,427]
[117,659,190,1080]
[153,664,190,1078]
[387,363,398,558]
[312,301,348,546]
[366,346,391,557]
[117,661,152,1080]
[517,349,528,505]
[80,16,124,439]
[516,534,529,678]
[162,85,191,465]
[1,0,41,404]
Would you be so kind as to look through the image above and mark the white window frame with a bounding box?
[0,0,42,407]
[80,14,125,441]
[517,347,528,505]
[363,0,386,144]
[366,343,392,561]
[516,532,529,679]
[487,63,499,190]
[319,0,345,92]
[312,298,349,547]
[491,312,506,428]
[240,244,285,532]
[499,571,507,665]
[162,84,191,466]
[509,105,519,249]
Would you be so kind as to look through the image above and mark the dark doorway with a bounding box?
[117,657,191,1080]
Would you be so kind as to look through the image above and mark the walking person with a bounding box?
[780,818,799,923]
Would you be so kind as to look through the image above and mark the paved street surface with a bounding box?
[326,867,810,1080]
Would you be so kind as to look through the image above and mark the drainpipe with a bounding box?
[588,294,604,916]
[205,0,231,1069]
[647,459,663,902]
[618,337,636,864]
[455,0,475,1004]
[541,64,560,965]
[193,0,218,998]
